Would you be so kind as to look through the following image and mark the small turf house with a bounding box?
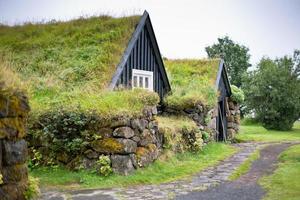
[109,11,171,99]
[164,59,232,141]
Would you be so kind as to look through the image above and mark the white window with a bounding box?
[132,69,153,91]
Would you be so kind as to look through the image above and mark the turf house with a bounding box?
[0,10,241,180]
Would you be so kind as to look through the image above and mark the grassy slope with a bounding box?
[259,144,300,200]
[236,121,300,142]
[30,143,236,190]
[164,59,219,109]
[157,115,198,130]
[0,15,161,116]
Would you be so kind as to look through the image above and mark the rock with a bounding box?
[97,127,113,138]
[138,129,156,147]
[227,115,235,122]
[136,144,159,167]
[227,122,235,129]
[151,106,158,115]
[0,117,26,139]
[148,120,158,130]
[111,155,135,175]
[129,154,138,169]
[110,118,130,128]
[113,127,135,138]
[84,149,99,159]
[196,104,204,112]
[0,93,29,118]
[131,119,148,132]
[91,138,136,154]
[2,164,28,183]
[142,107,153,119]
[131,135,141,143]
[0,179,27,200]
[228,101,235,110]
[227,128,236,139]
[3,139,27,166]
[91,138,124,154]
[116,138,137,154]
[81,157,96,169]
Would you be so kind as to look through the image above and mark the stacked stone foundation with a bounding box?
[227,98,241,139]
[28,106,162,175]
[0,90,30,200]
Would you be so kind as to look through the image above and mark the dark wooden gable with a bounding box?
[215,60,231,141]
[215,60,231,101]
[109,11,171,99]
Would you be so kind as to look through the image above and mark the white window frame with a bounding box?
[132,69,154,91]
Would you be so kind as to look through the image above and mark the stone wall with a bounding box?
[0,90,30,200]
[28,106,162,175]
[163,104,216,143]
[163,98,241,142]
[227,98,240,140]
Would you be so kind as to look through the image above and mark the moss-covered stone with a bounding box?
[0,179,28,200]
[2,164,28,184]
[91,138,124,154]
[0,92,29,118]
[136,144,159,167]
[0,117,25,139]
[3,139,28,166]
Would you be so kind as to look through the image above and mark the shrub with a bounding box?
[243,51,300,130]
[230,85,244,104]
[157,116,203,153]
[24,176,40,200]
[28,109,91,164]
[96,155,113,176]
[202,131,210,142]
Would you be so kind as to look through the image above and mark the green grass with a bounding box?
[229,149,260,180]
[164,59,219,109]
[259,144,300,200]
[30,143,237,190]
[157,115,198,131]
[236,121,300,142]
[0,15,155,117]
[30,88,159,118]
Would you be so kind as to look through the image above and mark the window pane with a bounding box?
[133,76,137,87]
[139,76,143,88]
[145,77,149,88]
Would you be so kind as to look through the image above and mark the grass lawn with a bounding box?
[229,148,260,180]
[236,121,300,142]
[30,143,236,190]
[259,144,300,200]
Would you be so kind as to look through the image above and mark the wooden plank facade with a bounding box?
[215,60,232,141]
[109,11,171,100]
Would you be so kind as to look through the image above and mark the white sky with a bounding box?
[1,0,300,66]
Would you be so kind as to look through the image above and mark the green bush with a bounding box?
[201,131,210,142]
[24,176,40,200]
[28,109,92,163]
[243,51,300,130]
[230,85,244,104]
[96,155,112,176]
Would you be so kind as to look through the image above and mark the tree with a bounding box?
[243,50,300,130]
[205,36,251,87]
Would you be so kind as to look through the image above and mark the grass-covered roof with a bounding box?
[164,59,221,109]
[0,15,159,117]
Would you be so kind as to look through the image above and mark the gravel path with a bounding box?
[40,142,266,200]
[176,142,297,200]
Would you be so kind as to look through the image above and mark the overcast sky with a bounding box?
[1,0,300,65]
